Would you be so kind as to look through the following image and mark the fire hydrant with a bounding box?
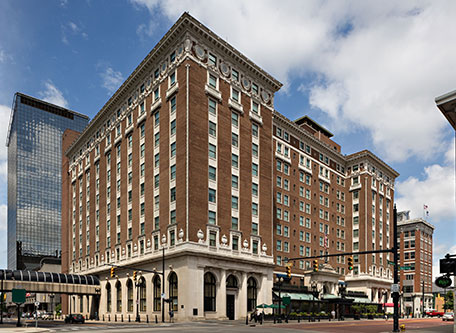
[400,324,406,331]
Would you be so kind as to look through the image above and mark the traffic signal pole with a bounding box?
[392,204,399,332]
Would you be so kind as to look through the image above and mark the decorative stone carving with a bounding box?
[221,234,228,246]
[134,244,138,252]
[122,248,125,255]
[111,252,115,258]
[147,239,151,248]
[194,44,206,60]
[184,38,192,52]
[197,229,205,243]
[178,228,184,241]
[261,243,267,255]
[162,234,167,245]
[242,77,251,90]
[243,239,249,249]
[219,62,230,77]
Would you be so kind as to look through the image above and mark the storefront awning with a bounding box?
[274,292,317,301]
[321,294,339,300]
[348,297,371,303]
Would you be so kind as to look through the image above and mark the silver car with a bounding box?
[442,312,454,321]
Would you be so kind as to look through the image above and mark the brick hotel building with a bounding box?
[61,13,399,321]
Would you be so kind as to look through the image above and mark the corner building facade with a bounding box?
[62,13,280,321]
[62,13,399,320]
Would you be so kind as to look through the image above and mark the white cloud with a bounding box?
[130,0,456,163]
[38,80,69,108]
[395,141,455,224]
[61,21,88,45]
[100,67,124,95]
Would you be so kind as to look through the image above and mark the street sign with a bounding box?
[12,289,26,304]
[391,284,399,293]
[282,296,291,305]
[34,301,40,307]
[435,275,452,288]
[387,260,395,265]
[440,258,456,274]
[399,266,412,270]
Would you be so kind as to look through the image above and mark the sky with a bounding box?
[0,0,454,280]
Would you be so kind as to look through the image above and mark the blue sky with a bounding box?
[0,0,455,277]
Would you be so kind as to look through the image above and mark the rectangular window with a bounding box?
[232,175,238,188]
[209,188,216,203]
[209,231,217,246]
[208,99,217,115]
[154,111,160,126]
[252,143,258,157]
[252,101,259,113]
[170,120,176,135]
[170,164,176,180]
[170,210,176,224]
[232,68,239,81]
[252,203,258,216]
[155,132,160,147]
[209,121,217,136]
[252,183,258,196]
[170,96,176,112]
[209,144,217,159]
[208,210,216,225]
[252,163,258,176]
[155,153,160,168]
[170,142,176,157]
[231,112,238,127]
[154,88,159,101]
[170,72,176,86]
[170,187,176,202]
[231,217,238,230]
[231,88,239,102]
[208,74,217,88]
[232,133,238,147]
[231,196,238,210]
[252,123,259,137]
[209,166,216,181]
[232,154,238,168]
[208,53,217,66]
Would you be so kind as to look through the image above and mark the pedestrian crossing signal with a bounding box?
[313,260,318,272]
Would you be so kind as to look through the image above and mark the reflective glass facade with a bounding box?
[7,93,89,270]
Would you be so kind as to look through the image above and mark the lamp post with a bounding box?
[135,272,142,322]
[275,276,283,323]
[49,294,55,320]
[382,291,387,317]
[311,281,318,320]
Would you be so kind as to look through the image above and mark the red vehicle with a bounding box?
[426,310,444,317]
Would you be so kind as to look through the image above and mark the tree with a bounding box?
[444,291,454,310]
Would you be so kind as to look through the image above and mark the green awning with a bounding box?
[348,296,371,303]
[321,294,339,300]
[275,292,317,301]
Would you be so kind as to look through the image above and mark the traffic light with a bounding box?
[347,256,354,271]
[286,265,292,278]
[313,259,318,272]
[133,271,137,281]
[110,267,115,278]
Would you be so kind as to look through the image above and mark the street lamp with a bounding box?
[311,281,318,319]
[135,272,142,322]
[382,291,388,317]
[49,294,55,320]
[275,276,284,323]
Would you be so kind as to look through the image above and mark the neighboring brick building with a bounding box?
[61,13,399,321]
[397,211,434,317]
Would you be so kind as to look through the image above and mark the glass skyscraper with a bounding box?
[7,93,89,270]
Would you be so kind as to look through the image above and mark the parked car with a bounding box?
[442,312,454,321]
[64,314,85,324]
[426,310,444,317]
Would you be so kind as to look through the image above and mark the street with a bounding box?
[0,317,453,333]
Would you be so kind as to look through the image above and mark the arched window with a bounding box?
[127,279,133,312]
[226,275,238,289]
[153,275,161,311]
[169,272,178,311]
[204,272,216,312]
[139,277,146,312]
[247,277,257,312]
[106,282,112,312]
[116,281,122,312]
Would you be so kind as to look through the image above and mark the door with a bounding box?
[226,294,235,320]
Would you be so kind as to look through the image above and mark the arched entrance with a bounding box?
[226,274,238,320]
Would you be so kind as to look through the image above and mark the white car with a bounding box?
[442,312,454,321]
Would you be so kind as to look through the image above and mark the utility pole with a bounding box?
[393,204,399,332]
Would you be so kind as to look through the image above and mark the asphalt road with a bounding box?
[0,317,453,333]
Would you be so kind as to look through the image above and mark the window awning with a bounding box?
[348,296,371,303]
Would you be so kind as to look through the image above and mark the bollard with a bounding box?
[121,314,123,322]
[115,314,117,322]
[274,316,276,324]
[155,315,158,323]
[128,314,131,322]
[108,314,110,322]
[298,316,300,323]
[146,314,149,323]
[102,314,104,321]
[245,315,248,325]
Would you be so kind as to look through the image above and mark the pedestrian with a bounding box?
[331,310,335,320]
